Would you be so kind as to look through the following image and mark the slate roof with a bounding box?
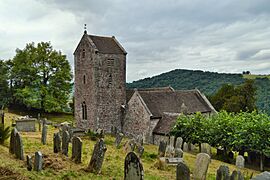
[88,35,126,54]
[138,90,213,118]
[153,113,179,135]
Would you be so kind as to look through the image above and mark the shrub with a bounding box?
[0,124,10,144]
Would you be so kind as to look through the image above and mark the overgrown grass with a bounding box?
[0,112,261,179]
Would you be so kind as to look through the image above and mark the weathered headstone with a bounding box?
[216,165,230,180]
[62,130,70,156]
[169,136,175,147]
[158,141,167,157]
[41,124,47,145]
[9,128,18,154]
[176,162,190,180]
[72,136,82,164]
[175,137,183,149]
[235,155,245,169]
[124,152,144,180]
[26,155,32,171]
[201,143,211,157]
[174,148,183,158]
[251,171,270,180]
[34,151,42,172]
[87,138,107,173]
[16,118,36,132]
[124,139,136,153]
[96,128,104,138]
[183,142,189,152]
[38,120,42,132]
[115,133,124,148]
[230,170,244,180]
[193,153,211,180]
[15,132,24,160]
[165,136,175,158]
[53,132,61,153]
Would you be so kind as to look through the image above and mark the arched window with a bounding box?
[82,101,87,120]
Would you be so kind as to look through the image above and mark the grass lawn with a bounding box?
[0,112,260,179]
[243,74,270,79]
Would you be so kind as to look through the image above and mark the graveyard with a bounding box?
[0,111,263,179]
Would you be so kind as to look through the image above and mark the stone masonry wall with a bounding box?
[123,92,151,143]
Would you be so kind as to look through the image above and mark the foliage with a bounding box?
[172,111,270,157]
[209,79,257,113]
[0,124,10,144]
[0,60,10,108]
[9,42,72,112]
[127,69,270,115]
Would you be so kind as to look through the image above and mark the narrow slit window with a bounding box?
[83,75,86,84]
[82,101,87,120]
[82,49,85,58]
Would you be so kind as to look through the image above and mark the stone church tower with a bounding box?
[74,30,127,132]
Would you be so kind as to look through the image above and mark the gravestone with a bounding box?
[193,153,211,180]
[96,128,104,138]
[201,143,211,157]
[216,165,230,180]
[34,151,42,172]
[9,128,18,154]
[166,157,183,165]
[62,130,70,156]
[124,152,144,180]
[15,132,24,160]
[115,133,124,148]
[124,139,136,153]
[158,141,167,157]
[183,142,189,152]
[176,162,190,180]
[175,137,183,149]
[16,118,36,132]
[165,136,175,158]
[230,170,244,180]
[252,171,270,180]
[235,155,245,169]
[72,136,82,163]
[174,148,183,158]
[41,124,47,145]
[53,132,61,153]
[87,138,107,173]
[26,155,32,171]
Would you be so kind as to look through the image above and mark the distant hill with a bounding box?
[127,69,270,115]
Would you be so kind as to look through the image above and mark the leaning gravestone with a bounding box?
[115,133,124,148]
[176,162,190,180]
[235,155,245,169]
[193,153,211,180]
[34,151,42,172]
[72,136,82,163]
[41,124,47,145]
[158,141,167,157]
[230,170,244,180]
[183,142,189,152]
[62,130,70,156]
[175,137,183,149]
[124,151,144,180]
[201,143,211,157]
[252,171,270,180]
[15,132,24,160]
[216,165,230,180]
[87,138,107,173]
[53,132,61,153]
[26,155,32,171]
[9,128,18,154]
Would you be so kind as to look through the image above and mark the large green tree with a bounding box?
[0,60,10,108]
[10,42,72,112]
[209,79,257,113]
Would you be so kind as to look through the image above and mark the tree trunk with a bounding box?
[260,153,264,171]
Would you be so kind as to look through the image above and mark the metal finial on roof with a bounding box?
[84,24,87,34]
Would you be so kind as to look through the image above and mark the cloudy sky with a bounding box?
[1,0,270,82]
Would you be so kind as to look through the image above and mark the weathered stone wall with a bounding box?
[74,34,126,132]
[123,92,151,143]
[149,118,160,143]
[153,134,169,145]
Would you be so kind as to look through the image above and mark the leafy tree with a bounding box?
[0,124,10,144]
[0,60,10,108]
[10,42,72,112]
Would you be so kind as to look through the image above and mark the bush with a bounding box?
[0,124,10,144]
